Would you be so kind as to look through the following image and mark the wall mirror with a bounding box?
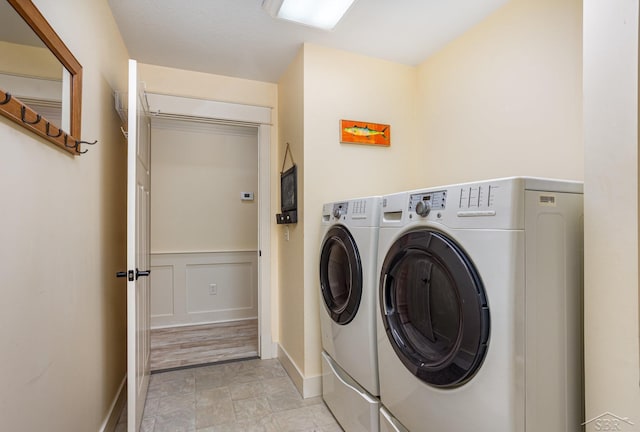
[0,0,83,155]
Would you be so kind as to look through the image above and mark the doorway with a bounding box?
[144,93,273,371]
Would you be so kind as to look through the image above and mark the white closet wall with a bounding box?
[150,118,259,328]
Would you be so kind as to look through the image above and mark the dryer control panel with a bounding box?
[409,190,447,215]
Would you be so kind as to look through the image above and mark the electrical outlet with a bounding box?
[209,284,217,295]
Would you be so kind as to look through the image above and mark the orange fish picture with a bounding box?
[340,120,391,146]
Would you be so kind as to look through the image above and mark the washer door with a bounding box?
[320,225,363,325]
[379,229,490,388]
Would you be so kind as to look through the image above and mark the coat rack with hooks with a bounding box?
[0,89,97,156]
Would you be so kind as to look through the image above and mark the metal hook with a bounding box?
[21,105,41,125]
[45,122,63,138]
[76,139,98,146]
[74,139,97,155]
[0,91,11,105]
[75,143,89,154]
[63,134,76,149]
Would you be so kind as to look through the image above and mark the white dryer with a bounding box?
[320,196,382,432]
[376,177,584,432]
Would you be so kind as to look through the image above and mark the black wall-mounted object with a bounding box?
[277,143,298,225]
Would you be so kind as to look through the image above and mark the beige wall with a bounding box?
[0,41,61,78]
[139,62,281,350]
[583,0,640,424]
[416,0,583,186]
[0,0,129,430]
[302,44,420,377]
[276,44,419,382]
[138,63,277,108]
[150,121,258,253]
[277,48,306,373]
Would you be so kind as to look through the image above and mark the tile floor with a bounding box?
[116,358,343,432]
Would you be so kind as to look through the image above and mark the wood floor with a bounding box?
[150,319,258,371]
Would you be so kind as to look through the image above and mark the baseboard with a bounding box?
[277,344,322,399]
[150,316,258,330]
[99,376,127,432]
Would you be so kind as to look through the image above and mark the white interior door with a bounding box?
[127,58,151,432]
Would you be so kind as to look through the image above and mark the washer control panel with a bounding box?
[332,202,348,219]
[409,190,447,214]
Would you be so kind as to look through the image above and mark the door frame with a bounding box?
[144,92,275,359]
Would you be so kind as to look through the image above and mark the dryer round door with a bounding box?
[319,225,363,325]
[379,229,490,388]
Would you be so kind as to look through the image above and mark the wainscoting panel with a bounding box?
[150,265,174,318]
[150,251,258,328]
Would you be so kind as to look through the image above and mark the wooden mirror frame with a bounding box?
[0,0,82,155]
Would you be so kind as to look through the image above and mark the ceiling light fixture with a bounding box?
[262,0,357,31]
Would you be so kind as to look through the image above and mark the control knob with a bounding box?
[415,200,432,217]
[333,207,345,219]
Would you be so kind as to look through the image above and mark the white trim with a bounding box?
[145,92,272,125]
[150,316,257,331]
[258,123,274,359]
[150,249,258,255]
[143,92,274,361]
[277,344,322,399]
[150,116,258,136]
[98,376,127,432]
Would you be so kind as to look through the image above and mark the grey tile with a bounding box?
[154,417,196,432]
[272,406,319,431]
[143,396,160,418]
[233,396,273,421]
[155,396,196,428]
[157,393,196,415]
[149,374,196,398]
[141,417,156,432]
[317,424,344,432]
[200,414,281,432]
[229,380,266,400]
[152,368,196,384]
[262,376,297,396]
[255,359,288,379]
[196,387,236,428]
[197,386,232,408]
[128,358,343,432]
[263,377,310,412]
[308,403,338,427]
[196,372,236,391]
[272,404,341,432]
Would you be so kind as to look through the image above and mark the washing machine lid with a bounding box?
[379,228,490,388]
[320,225,363,325]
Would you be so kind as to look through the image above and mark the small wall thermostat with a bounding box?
[241,192,254,201]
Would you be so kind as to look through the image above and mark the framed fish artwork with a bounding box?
[340,119,391,146]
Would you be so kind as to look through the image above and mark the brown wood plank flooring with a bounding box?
[150,319,258,371]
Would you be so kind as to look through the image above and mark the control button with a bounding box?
[415,200,432,217]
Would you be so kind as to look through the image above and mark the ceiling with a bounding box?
[107,0,509,84]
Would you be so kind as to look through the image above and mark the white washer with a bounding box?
[320,196,382,432]
[376,177,584,432]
